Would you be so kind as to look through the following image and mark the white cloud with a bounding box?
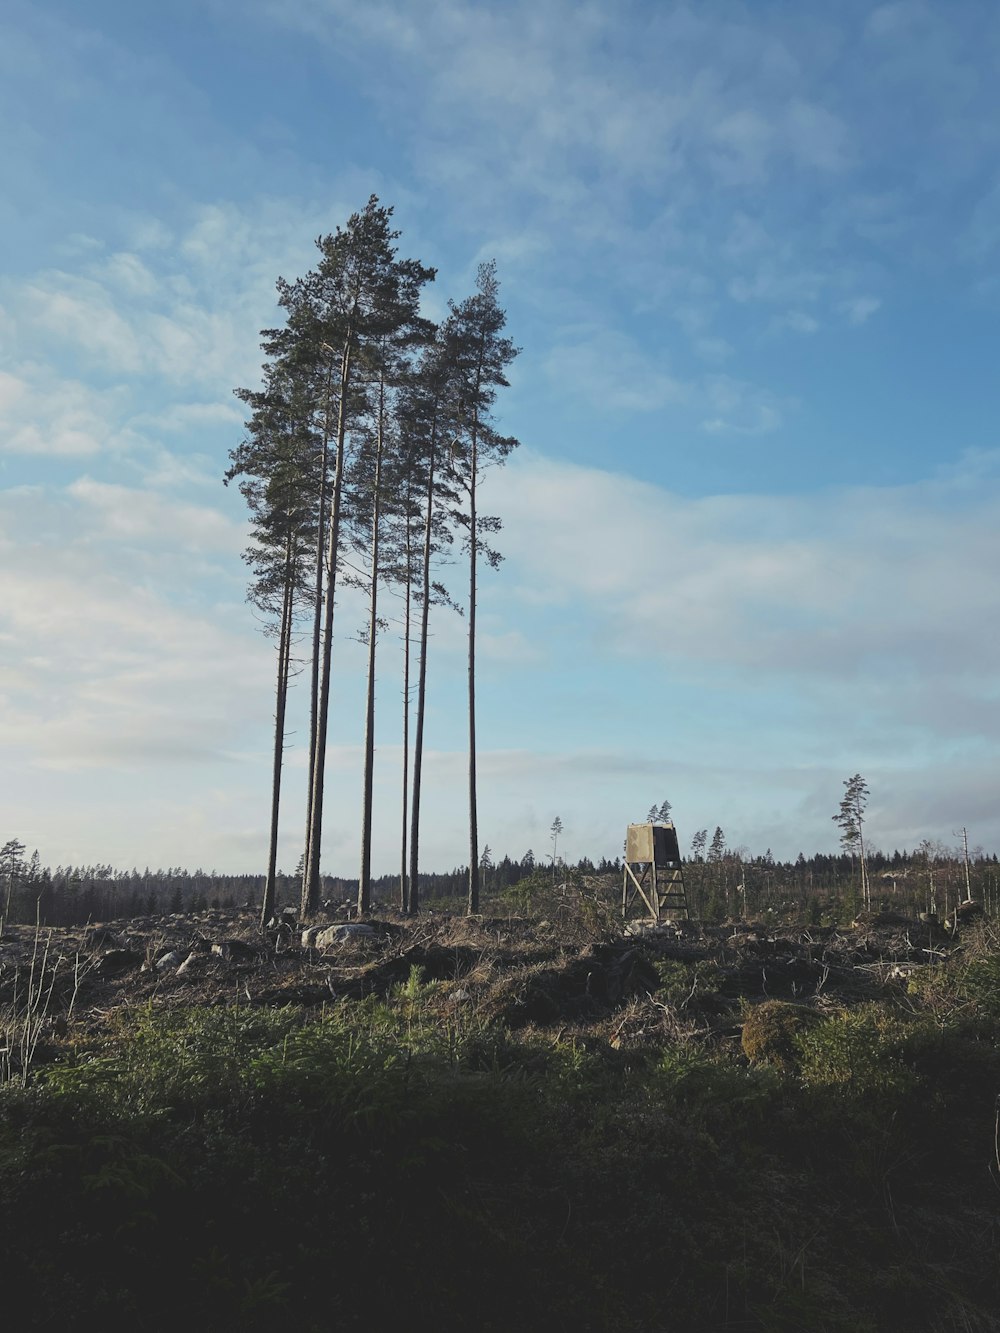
[478,627,543,665]
[839,295,881,324]
[693,335,733,363]
[4,450,1000,870]
[729,263,826,307]
[700,376,791,435]
[545,330,687,414]
[486,451,1000,744]
[710,109,775,185]
[261,0,885,338]
[1,196,361,395]
[542,333,791,434]
[0,368,25,412]
[132,400,244,435]
[0,367,128,456]
[0,485,268,773]
[20,275,144,374]
[866,3,923,40]
[776,310,821,335]
[783,98,851,173]
[67,478,245,552]
[95,251,159,299]
[57,233,105,258]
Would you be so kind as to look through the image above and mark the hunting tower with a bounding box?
[622,821,689,922]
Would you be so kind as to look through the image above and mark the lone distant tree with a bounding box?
[550,816,564,878]
[834,774,871,910]
[706,826,728,912]
[1,838,25,920]
[646,798,672,823]
[708,827,726,863]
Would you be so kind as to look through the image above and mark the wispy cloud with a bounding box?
[0,484,266,772]
[263,0,884,331]
[700,377,791,435]
[542,333,791,433]
[839,295,881,325]
[487,451,1000,743]
[0,367,129,457]
[2,195,373,398]
[240,0,1000,484]
[544,330,687,414]
[67,478,245,553]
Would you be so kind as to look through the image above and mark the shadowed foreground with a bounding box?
[1,903,999,1331]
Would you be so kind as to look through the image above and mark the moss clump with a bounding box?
[741,999,820,1071]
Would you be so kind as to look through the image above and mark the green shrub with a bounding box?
[500,869,551,914]
[654,957,720,1009]
[797,1006,918,1098]
[741,999,821,1072]
[653,958,691,1004]
[905,961,954,1012]
[907,952,1000,1023]
[500,869,620,940]
[951,955,1000,1020]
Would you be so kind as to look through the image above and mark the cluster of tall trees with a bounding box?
[226,197,519,925]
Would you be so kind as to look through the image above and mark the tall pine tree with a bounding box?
[445,262,520,914]
[227,364,316,926]
[397,331,463,913]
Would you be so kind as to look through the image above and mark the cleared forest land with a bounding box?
[2,883,999,1331]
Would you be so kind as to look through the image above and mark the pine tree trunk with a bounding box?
[358,410,384,917]
[399,491,412,914]
[408,436,436,916]
[302,338,353,917]
[261,542,295,930]
[301,361,334,915]
[467,432,479,916]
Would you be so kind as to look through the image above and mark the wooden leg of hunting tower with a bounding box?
[623,862,658,920]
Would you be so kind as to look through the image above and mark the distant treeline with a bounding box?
[684,843,1000,923]
[0,837,616,926]
[2,835,998,927]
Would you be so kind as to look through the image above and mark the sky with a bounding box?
[2,0,1000,876]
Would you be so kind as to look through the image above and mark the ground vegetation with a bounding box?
[2,875,1000,1330]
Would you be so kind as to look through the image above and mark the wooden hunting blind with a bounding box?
[622,821,689,923]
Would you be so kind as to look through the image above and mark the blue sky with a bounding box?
[3,0,1000,875]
